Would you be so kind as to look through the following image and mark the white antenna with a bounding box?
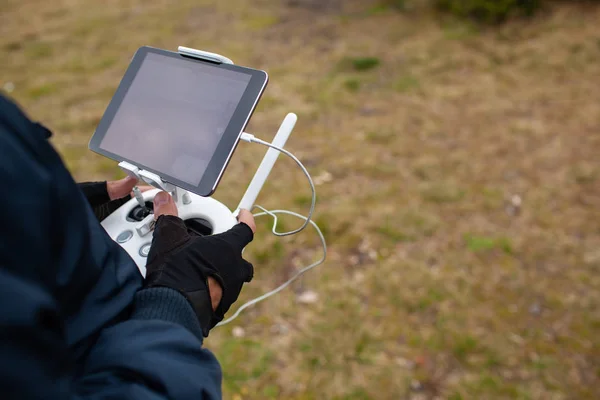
[237,113,297,211]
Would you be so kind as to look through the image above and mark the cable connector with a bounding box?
[240,132,255,143]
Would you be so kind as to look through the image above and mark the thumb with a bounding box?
[107,175,139,200]
[153,191,178,219]
[119,175,138,193]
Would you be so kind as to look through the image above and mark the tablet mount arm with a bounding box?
[119,161,178,197]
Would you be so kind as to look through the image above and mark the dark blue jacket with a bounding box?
[0,95,222,399]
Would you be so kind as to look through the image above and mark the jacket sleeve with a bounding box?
[0,94,223,400]
[0,270,222,400]
[76,288,223,399]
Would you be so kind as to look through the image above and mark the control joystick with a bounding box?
[127,202,154,222]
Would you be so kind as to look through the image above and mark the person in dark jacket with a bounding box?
[0,94,256,399]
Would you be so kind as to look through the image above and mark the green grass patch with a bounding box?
[481,187,504,209]
[245,15,279,30]
[368,0,407,14]
[293,194,313,207]
[354,332,375,363]
[24,41,53,59]
[344,78,361,92]
[412,160,441,181]
[571,162,597,184]
[365,130,396,145]
[442,20,478,40]
[3,40,22,52]
[419,182,465,203]
[531,355,556,371]
[342,57,381,72]
[219,338,274,392]
[71,16,115,38]
[452,335,478,361]
[448,393,464,400]
[313,214,331,240]
[94,157,120,177]
[262,384,280,399]
[464,234,513,254]
[255,94,278,109]
[93,56,118,71]
[376,208,439,243]
[394,74,420,93]
[336,388,372,399]
[377,223,415,242]
[26,82,58,99]
[421,287,445,307]
[484,350,503,368]
[404,210,439,237]
[361,163,398,178]
[466,373,528,398]
[257,212,285,233]
[408,287,446,312]
[436,0,541,24]
[478,374,501,390]
[252,240,284,264]
[367,4,392,15]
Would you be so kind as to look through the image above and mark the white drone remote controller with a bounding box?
[101,46,298,277]
[100,47,324,326]
[102,112,297,277]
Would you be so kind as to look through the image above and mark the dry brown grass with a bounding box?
[2,0,599,398]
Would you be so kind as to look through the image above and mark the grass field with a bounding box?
[2,0,600,398]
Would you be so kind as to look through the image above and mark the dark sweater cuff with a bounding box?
[78,181,110,206]
[131,287,204,342]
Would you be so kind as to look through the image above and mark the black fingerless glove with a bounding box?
[144,215,254,337]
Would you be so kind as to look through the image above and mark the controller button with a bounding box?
[139,243,152,257]
[116,230,133,243]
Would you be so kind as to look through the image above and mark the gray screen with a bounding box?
[99,53,251,186]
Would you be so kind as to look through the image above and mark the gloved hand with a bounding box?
[144,192,255,337]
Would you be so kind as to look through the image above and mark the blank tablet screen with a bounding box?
[98,52,251,186]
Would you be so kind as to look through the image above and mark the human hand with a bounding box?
[146,191,254,336]
[236,209,256,234]
[154,191,225,309]
[106,176,154,200]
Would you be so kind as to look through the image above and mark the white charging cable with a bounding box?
[239,132,315,235]
[216,134,326,327]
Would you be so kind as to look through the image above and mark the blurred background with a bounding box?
[1,0,599,398]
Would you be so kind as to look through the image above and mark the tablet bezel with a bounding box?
[89,46,268,197]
